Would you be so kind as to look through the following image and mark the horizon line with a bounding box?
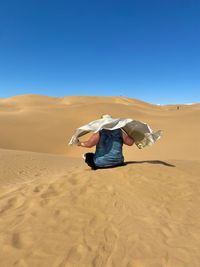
[0,93,199,106]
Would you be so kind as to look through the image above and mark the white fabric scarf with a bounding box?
[69,115,162,149]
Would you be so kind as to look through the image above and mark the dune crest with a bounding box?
[0,94,199,159]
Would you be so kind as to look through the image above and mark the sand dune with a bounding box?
[0,94,199,159]
[0,95,200,267]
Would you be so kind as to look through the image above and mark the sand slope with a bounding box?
[0,94,200,159]
[0,95,200,267]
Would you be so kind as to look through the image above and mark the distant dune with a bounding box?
[0,94,200,159]
[0,94,200,267]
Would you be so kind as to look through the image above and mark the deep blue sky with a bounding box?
[0,0,200,104]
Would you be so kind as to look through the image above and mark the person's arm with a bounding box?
[122,130,134,146]
[77,132,100,148]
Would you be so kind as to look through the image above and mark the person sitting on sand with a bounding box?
[77,115,134,170]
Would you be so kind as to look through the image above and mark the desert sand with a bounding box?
[0,94,200,267]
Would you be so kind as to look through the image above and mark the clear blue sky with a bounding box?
[0,0,200,104]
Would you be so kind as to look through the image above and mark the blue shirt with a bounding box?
[94,129,124,167]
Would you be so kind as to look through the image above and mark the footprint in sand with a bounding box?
[33,185,44,193]
[0,197,23,215]
[12,232,33,250]
[40,184,58,198]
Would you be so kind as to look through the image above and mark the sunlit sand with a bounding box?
[0,95,200,267]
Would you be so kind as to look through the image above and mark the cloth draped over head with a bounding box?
[69,114,162,149]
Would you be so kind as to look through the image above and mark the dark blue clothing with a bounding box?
[93,129,124,167]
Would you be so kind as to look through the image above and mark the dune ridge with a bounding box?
[0,94,200,159]
[0,95,200,267]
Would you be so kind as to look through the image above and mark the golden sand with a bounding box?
[0,95,200,267]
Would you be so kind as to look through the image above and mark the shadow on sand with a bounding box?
[124,160,175,167]
[92,160,176,170]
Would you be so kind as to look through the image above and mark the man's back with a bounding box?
[94,129,124,167]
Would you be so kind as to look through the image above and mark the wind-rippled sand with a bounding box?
[0,95,200,267]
